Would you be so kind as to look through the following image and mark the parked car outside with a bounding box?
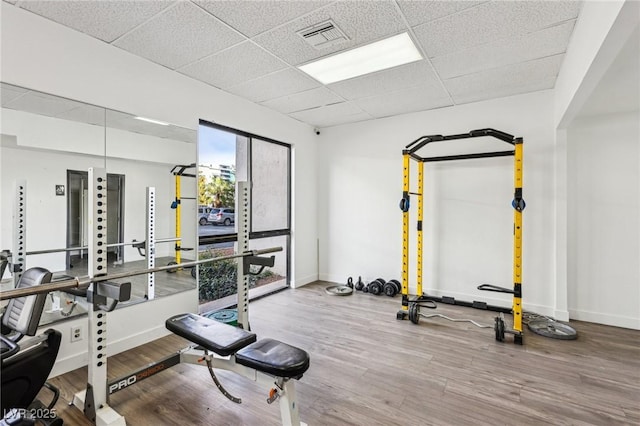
[198,206,212,226]
[208,208,235,226]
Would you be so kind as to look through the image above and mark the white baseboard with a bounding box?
[568,309,640,330]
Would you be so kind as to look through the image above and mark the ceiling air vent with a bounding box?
[298,20,348,49]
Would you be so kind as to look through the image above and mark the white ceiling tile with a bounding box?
[4,91,86,117]
[113,1,245,69]
[18,1,173,43]
[179,42,288,88]
[226,68,320,103]
[194,0,331,38]
[433,21,575,79]
[445,54,564,104]
[414,1,581,57]
[397,0,486,27]
[261,87,344,114]
[355,85,452,118]
[56,105,106,126]
[327,60,442,100]
[1,83,29,106]
[290,102,370,127]
[254,0,407,66]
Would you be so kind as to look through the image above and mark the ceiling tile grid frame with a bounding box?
[5,0,584,128]
[112,1,246,70]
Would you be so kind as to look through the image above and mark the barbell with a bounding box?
[25,237,180,256]
[0,246,282,301]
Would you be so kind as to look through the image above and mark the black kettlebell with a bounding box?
[355,276,365,291]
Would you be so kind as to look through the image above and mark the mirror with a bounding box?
[0,83,197,325]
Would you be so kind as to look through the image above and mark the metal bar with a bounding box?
[146,187,156,300]
[401,153,410,308]
[237,181,250,330]
[26,238,180,256]
[422,150,514,163]
[416,161,424,297]
[0,246,282,301]
[175,173,182,264]
[108,352,181,395]
[512,139,524,336]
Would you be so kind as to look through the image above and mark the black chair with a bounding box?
[1,267,63,426]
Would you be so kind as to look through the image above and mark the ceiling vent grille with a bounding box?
[298,20,348,49]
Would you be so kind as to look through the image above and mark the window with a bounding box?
[197,120,291,312]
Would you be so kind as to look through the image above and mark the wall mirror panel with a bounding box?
[0,83,197,325]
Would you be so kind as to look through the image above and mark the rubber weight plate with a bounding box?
[325,285,354,296]
[409,304,420,324]
[527,319,577,340]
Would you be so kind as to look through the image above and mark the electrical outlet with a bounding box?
[70,325,83,342]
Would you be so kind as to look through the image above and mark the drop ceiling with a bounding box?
[3,0,582,128]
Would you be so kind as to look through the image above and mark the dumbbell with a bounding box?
[383,279,401,297]
[367,278,386,295]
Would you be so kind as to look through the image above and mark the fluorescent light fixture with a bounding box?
[298,33,422,84]
[134,116,170,126]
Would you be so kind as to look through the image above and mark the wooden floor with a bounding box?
[45,282,640,425]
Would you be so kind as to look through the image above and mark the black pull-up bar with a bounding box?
[171,163,197,177]
[404,128,516,162]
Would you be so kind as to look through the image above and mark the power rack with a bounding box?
[397,128,525,344]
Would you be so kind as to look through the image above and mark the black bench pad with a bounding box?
[236,338,310,378]
[166,313,256,357]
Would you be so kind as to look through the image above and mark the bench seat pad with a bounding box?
[166,313,256,356]
[236,338,310,378]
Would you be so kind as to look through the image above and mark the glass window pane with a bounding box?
[251,139,289,232]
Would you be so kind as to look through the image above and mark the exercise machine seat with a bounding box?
[2,267,52,338]
[236,339,310,379]
[1,329,62,412]
[166,313,256,356]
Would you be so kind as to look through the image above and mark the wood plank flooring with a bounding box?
[42,282,640,425]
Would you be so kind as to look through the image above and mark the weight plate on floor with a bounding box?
[527,319,577,340]
[325,285,353,296]
[494,316,505,342]
[409,304,420,324]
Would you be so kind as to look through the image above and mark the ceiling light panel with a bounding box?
[194,0,331,38]
[261,87,344,114]
[327,60,440,100]
[254,1,406,66]
[414,1,581,58]
[113,2,245,69]
[179,42,288,89]
[299,33,422,84]
[17,0,173,43]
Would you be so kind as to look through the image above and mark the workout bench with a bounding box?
[164,313,310,425]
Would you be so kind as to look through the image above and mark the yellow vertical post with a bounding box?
[175,174,182,264]
[401,153,410,309]
[416,161,424,297]
[512,139,524,334]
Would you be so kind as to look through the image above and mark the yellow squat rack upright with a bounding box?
[169,163,197,271]
[397,128,525,345]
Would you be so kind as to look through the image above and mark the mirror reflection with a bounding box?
[1,83,197,325]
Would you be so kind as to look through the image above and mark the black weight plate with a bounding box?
[527,319,577,340]
[383,283,396,297]
[494,317,505,342]
[388,279,401,294]
[369,281,382,295]
[409,304,420,324]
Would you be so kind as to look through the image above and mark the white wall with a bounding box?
[319,91,556,315]
[1,2,317,377]
[567,112,639,329]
